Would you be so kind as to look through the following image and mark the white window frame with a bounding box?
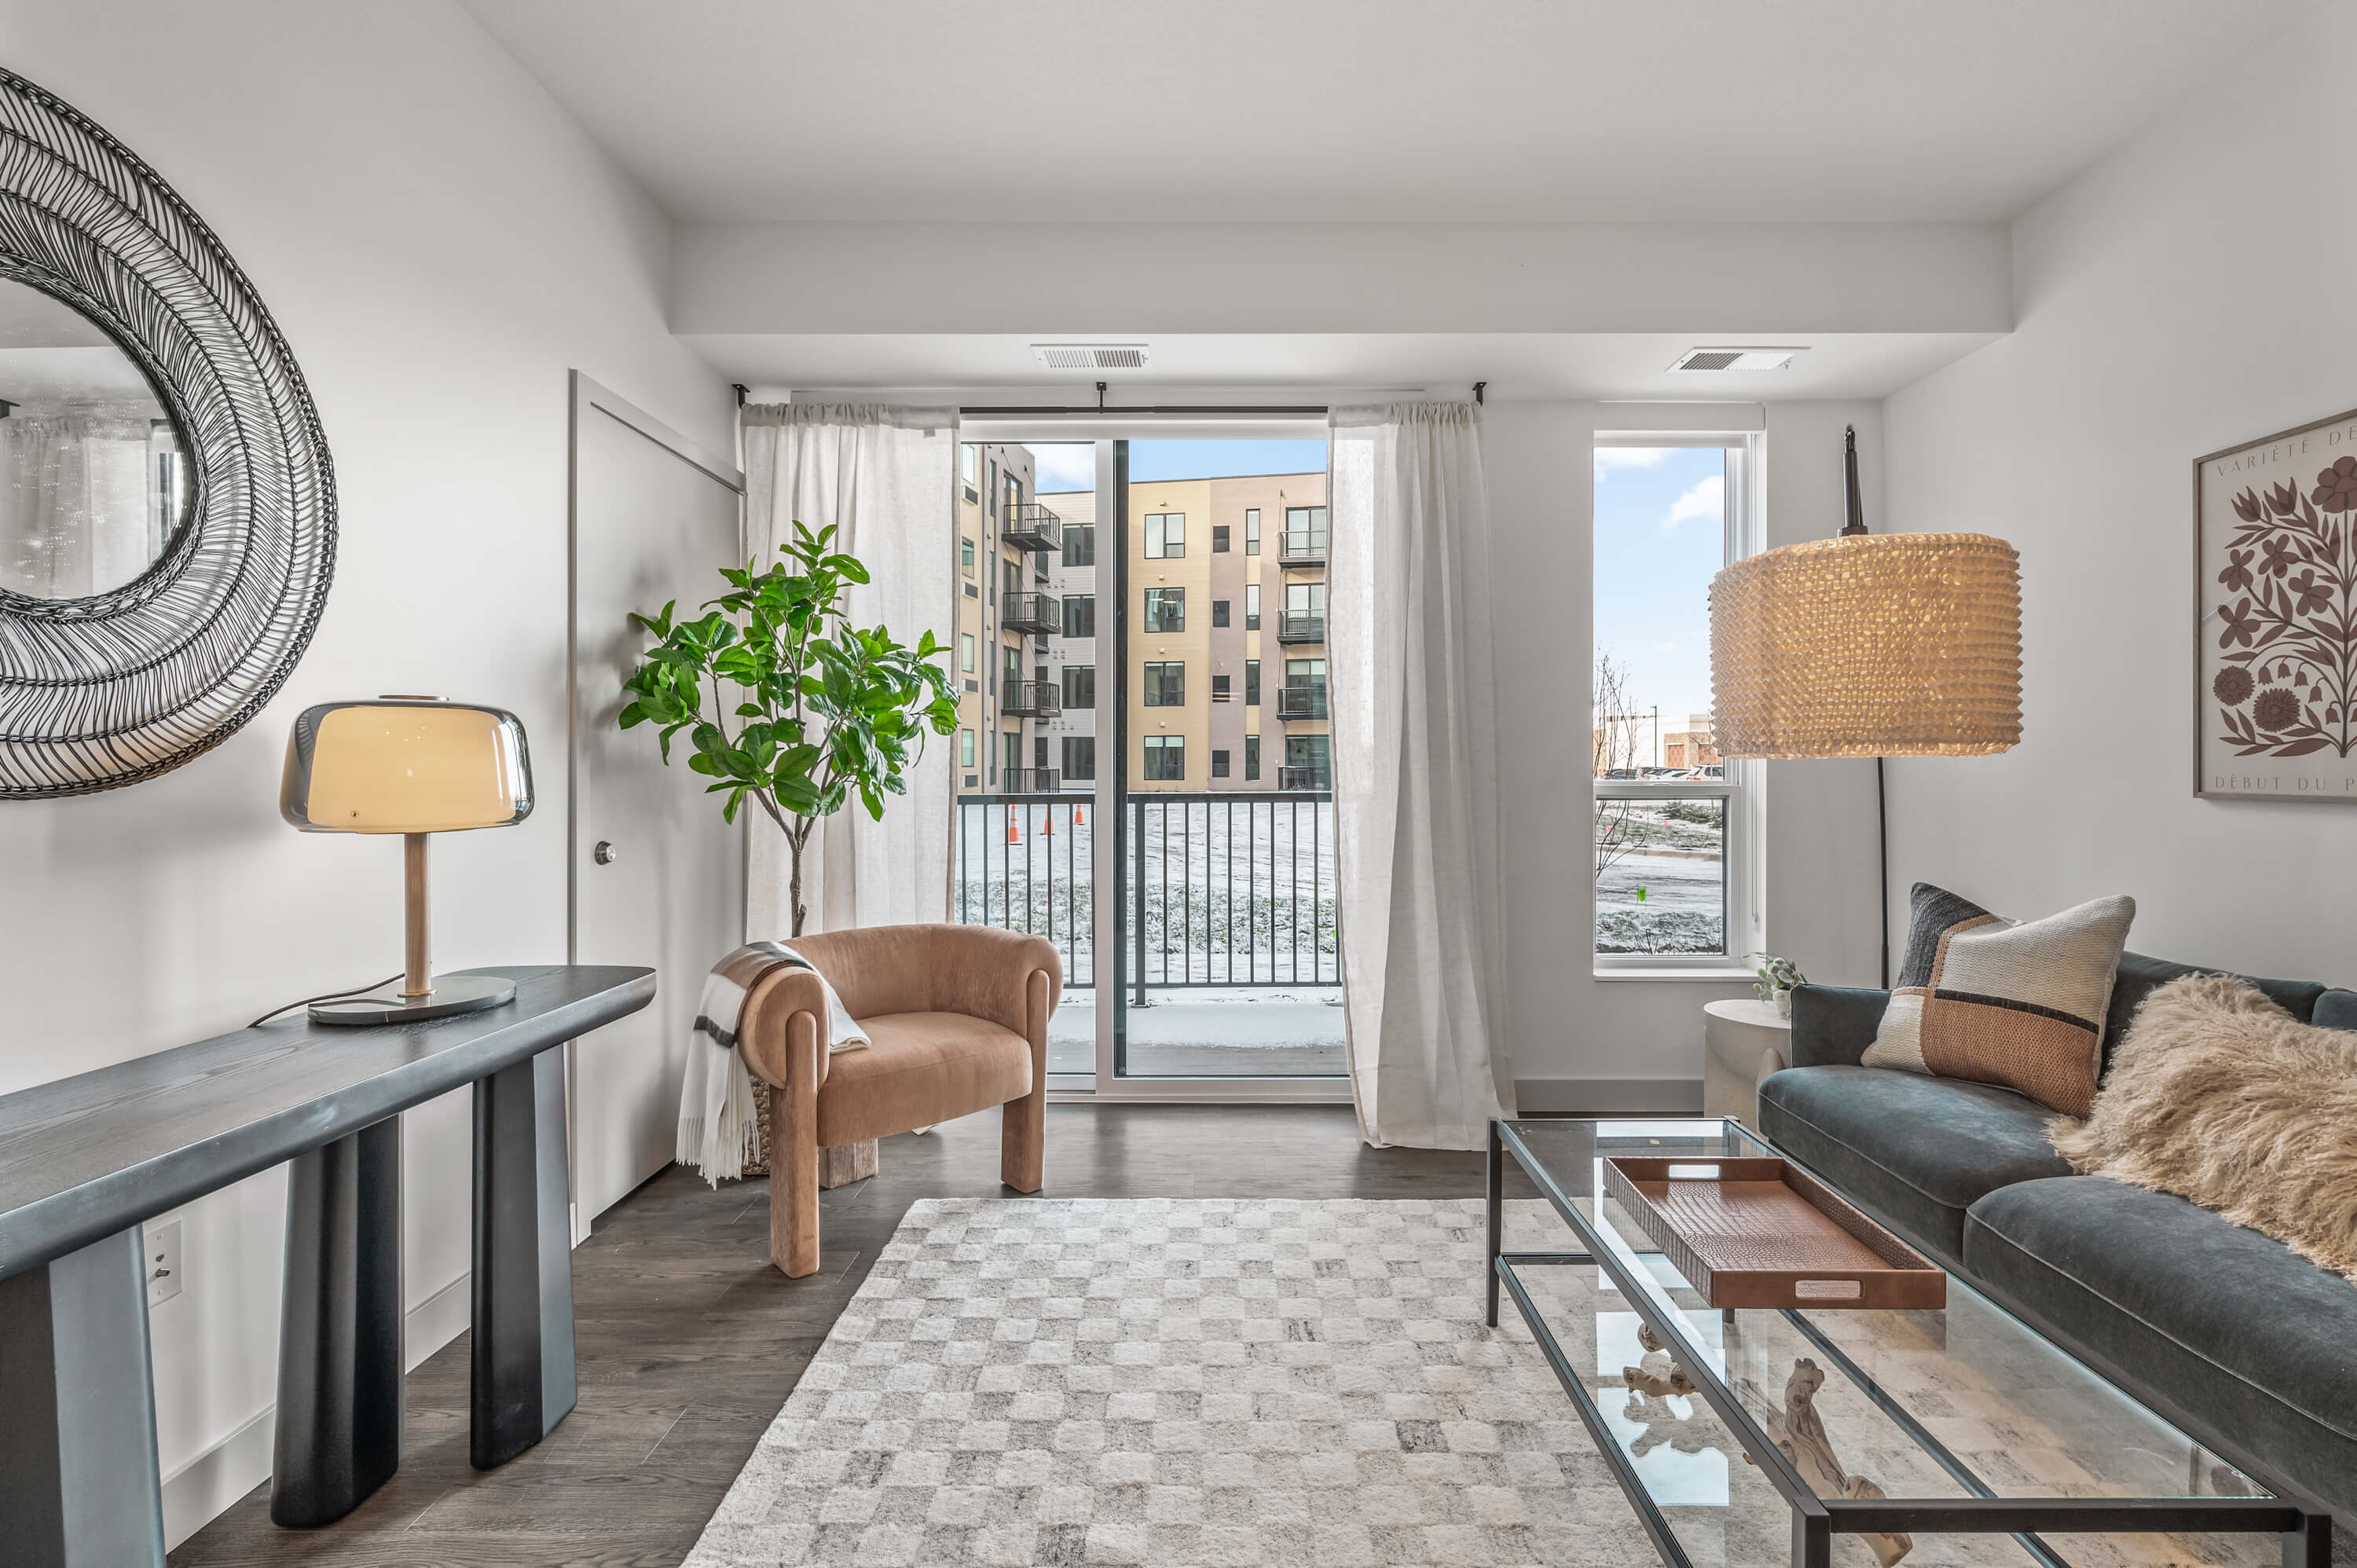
[1593,431,1766,980]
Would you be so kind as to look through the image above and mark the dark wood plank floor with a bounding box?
[170,1104,1508,1567]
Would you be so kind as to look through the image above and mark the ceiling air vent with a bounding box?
[1032,343,1149,370]
[1670,346,1804,372]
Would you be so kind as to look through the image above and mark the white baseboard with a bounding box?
[159,1269,472,1552]
[1512,1077,1703,1115]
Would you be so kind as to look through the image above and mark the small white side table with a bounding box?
[1704,998,1793,1131]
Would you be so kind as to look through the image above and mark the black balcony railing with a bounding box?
[1276,683,1328,720]
[1004,768,1061,793]
[953,792,1337,998]
[1278,529,1328,564]
[1002,592,1061,634]
[1276,611,1325,643]
[1002,680,1061,716]
[1003,501,1062,551]
[1278,764,1331,791]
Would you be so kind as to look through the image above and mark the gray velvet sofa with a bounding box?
[1759,952,2357,1527]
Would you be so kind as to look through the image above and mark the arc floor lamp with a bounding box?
[1709,428,2022,987]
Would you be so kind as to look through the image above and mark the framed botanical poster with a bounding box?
[2195,408,2357,801]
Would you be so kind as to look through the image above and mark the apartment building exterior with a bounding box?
[953,446,1327,797]
[1129,470,1327,793]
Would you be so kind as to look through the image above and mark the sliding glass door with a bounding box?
[950,427,1343,1093]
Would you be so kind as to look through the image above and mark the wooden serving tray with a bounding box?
[1602,1156,1945,1311]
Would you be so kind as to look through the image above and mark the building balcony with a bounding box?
[1277,683,1328,720]
[1002,680,1061,716]
[1002,592,1061,634]
[1004,768,1061,793]
[1275,611,1325,643]
[1278,764,1332,792]
[1002,501,1062,551]
[1278,529,1327,565]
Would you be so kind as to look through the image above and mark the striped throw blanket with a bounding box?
[676,941,867,1185]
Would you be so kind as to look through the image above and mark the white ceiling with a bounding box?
[464,0,2321,225]
[689,331,2003,401]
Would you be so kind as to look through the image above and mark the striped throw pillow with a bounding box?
[1862,883,2136,1118]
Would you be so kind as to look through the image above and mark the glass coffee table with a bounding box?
[1486,1117,2332,1568]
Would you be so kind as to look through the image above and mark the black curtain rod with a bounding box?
[955,405,1331,417]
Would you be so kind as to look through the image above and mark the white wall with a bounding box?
[1881,0,2357,983]
[0,1,730,1543]
[1485,398,1882,1105]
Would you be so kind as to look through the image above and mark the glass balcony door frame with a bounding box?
[959,418,1349,1104]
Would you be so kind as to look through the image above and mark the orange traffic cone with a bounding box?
[1040,811,1054,835]
[1006,808,1021,844]
[1074,807,1086,827]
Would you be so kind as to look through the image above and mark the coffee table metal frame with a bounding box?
[1486,1116,2333,1568]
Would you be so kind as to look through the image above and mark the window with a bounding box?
[1283,505,1328,559]
[1211,598,1230,628]
[1142,661,1185,706]
[1143,511,1185,558]
[1245,583,1260,629]
[1284,581,1325,636]
[1003,646,1022,688]
[1062,525,1094,569]
[1593,438,1757,970]
[1063,735,1095,781]
[1006,471,1023,522]
[1062,665,1095,709]
[1143,587,1185,632]
[1143,735,1185,781]
[1244,734,1261,780]
[988,460,998,517]
[1211,673,1231,702]
[964,582,979,599]
[959,633,975,673]
[1213,525,1230,552]
[961,444,978,487]
[1211,749,1231,779]
[1244,507,1260,555]
[1285,734,1331,790]
[960,728,976,768]
[1245,659,1260,705]
[1036,735,1049,769]
[1063,593,1096,638]
[1003,732,1022,776]
[962,537,976,575]
[1004,559,1021,598]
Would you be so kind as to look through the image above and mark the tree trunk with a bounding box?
[787,822,808,936]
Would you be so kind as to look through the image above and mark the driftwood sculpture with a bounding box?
[1751,1357,1912,1567]
[1629,1333,1914,1567]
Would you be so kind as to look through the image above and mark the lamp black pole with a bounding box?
[1842,425,1892,988]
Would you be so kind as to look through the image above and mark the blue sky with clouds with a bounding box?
[1593,446,1725,742]
[1031,438,1330,493]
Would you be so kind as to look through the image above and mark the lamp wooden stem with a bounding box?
[402,832,431,998]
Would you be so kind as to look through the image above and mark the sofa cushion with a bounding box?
[816,1011,1033,1146]
[1757,1064,2072,1269]
[2105,951,2326,1067]
[2314,987,2357,1031]
[1965,1177,2357,1519]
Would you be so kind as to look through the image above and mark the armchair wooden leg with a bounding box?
[769,1019,823,1278]
[1002,1086,1044,1194]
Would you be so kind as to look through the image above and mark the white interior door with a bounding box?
[569,372,744,1233]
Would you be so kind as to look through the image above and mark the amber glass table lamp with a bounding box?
[280,696,533,1025]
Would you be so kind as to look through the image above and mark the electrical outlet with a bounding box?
[146,1218,182,1308]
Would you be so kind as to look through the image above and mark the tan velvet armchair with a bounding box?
[736,924,1061,1277]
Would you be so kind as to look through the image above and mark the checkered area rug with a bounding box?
[684,1197,1651,1568]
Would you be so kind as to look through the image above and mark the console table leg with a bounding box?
[2284,1511,2330,1568]
[273,1116,404,1526]
[0,1227,167,1567]
[471,1045,575,1469]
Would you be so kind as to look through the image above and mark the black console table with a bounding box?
[0,963,655,1567]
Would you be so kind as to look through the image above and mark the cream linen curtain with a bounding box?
[740,404,956,936]
[1329,404,1512,1149]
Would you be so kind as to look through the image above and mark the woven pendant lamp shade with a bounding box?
[1710,531,2022,758]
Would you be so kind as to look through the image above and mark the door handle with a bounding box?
[592,841,617,865]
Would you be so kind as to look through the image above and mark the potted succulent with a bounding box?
[1750,954,1808,1017]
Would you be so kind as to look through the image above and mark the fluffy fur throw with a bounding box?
[2049,973,2357,1283]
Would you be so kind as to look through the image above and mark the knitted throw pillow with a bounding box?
[1861,882,2136,1117]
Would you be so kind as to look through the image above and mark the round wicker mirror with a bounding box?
[0,67,335,799]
